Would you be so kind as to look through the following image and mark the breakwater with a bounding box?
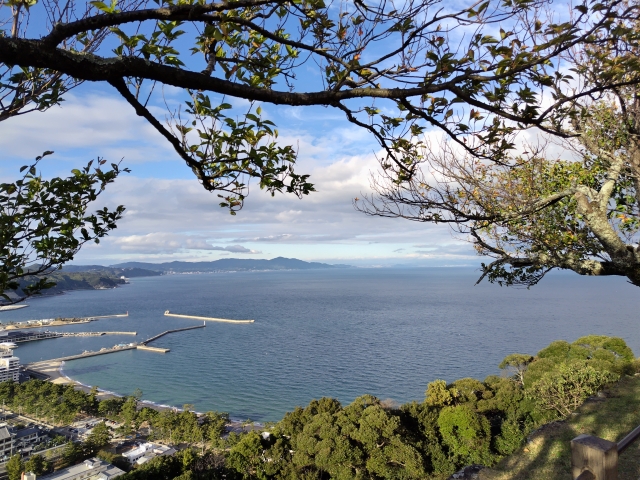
[27,325,205,364]
[86,312,129,320]
[2,312,129,331]
[164,310,254,323]
[0,305,28,311]
[60,331,137,337]
[137,345,170,353]
[141,324,206,345]
[27,344,137,365]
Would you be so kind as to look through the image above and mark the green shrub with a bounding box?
[425,379,458,407]
[494,415,525,456]
[527,361,619,418]
[537,340,571,360]
[437,405,494,466]
[449,378,488,405]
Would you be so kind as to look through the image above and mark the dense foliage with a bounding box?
[0,157,127,303]
[5,335,633,479]
[121,335,632,480]
[363,38,640,287]
[2,0,639,215]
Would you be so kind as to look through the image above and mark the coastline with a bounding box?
[3,319,93,330]
[28,361,262,429]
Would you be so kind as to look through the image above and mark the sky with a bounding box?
[0,0,581,268]
[0,83,479,267]
[0,0,522,268]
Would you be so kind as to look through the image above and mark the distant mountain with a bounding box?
[11,271,127,299]
[109,257,352,273]
[60,265,162,277]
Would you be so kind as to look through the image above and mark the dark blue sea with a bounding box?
[0,268,637,422]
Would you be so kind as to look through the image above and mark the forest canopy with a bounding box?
[4,335,633,479]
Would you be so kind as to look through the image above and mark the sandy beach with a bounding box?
[26,361,260,431]
[27,360,119,400]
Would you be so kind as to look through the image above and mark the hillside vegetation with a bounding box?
[481,374,640,479]
[118,335,640,480]
[18,271,126,296]
[6,335,638,479]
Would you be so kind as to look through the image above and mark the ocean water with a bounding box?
[1,268,638,422]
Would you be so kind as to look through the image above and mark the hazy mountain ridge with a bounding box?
[109,257,352,273]
[61,265,162,277]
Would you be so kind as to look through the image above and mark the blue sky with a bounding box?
[0,0,587,267]
[0,0,494,268]
[0,82,478,267]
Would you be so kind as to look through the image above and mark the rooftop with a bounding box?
[38,458,124,480]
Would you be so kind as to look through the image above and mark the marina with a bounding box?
[26,323,206,367]
[0,330,137,344]
[0,312,129,330]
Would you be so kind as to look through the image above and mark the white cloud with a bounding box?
[0,93,174,164]
[0,90,478,265]
[224,245,262,254]
[111,233,259,254]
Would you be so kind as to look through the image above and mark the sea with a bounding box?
[0,267,637,423]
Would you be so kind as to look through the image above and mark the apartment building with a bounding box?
[0,346,19,383]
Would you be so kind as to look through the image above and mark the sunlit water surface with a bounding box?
[2,268,637,422]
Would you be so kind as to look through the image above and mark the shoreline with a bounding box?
[3,319,93,330]
[28,361,263,428]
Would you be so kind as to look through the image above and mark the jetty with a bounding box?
[164,310,254,324]
[60,331,137,337]
[27,344,137,365]
[139,324,205,352]
[0,305,28,311]
[25,323,206,365]
[86,312,129,320]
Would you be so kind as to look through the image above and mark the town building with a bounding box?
[0,425,14,458]
[122,442,176,465]
[0,423,47,459]
[36,457,124,480]
[15,426,45,452]
[0,345,19,383]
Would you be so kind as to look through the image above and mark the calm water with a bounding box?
[0,268,637,422]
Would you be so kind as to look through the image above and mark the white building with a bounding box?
[37,457,124,480]
[123,442,176,465]
[0,346,19,383]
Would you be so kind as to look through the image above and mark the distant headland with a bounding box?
[64,257,353,275]
[2,258,353,302]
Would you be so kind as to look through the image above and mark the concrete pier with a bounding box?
[60,331,137,337]
[164,310,254,323]
[86,312,129,320]
[27,345,136,365]
[141,324,205,345]
[137,345,170,353]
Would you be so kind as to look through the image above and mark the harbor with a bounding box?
[8,306,253,413]
[25,322,206,368]
[0,329,137,344]
[0,312,129,330]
